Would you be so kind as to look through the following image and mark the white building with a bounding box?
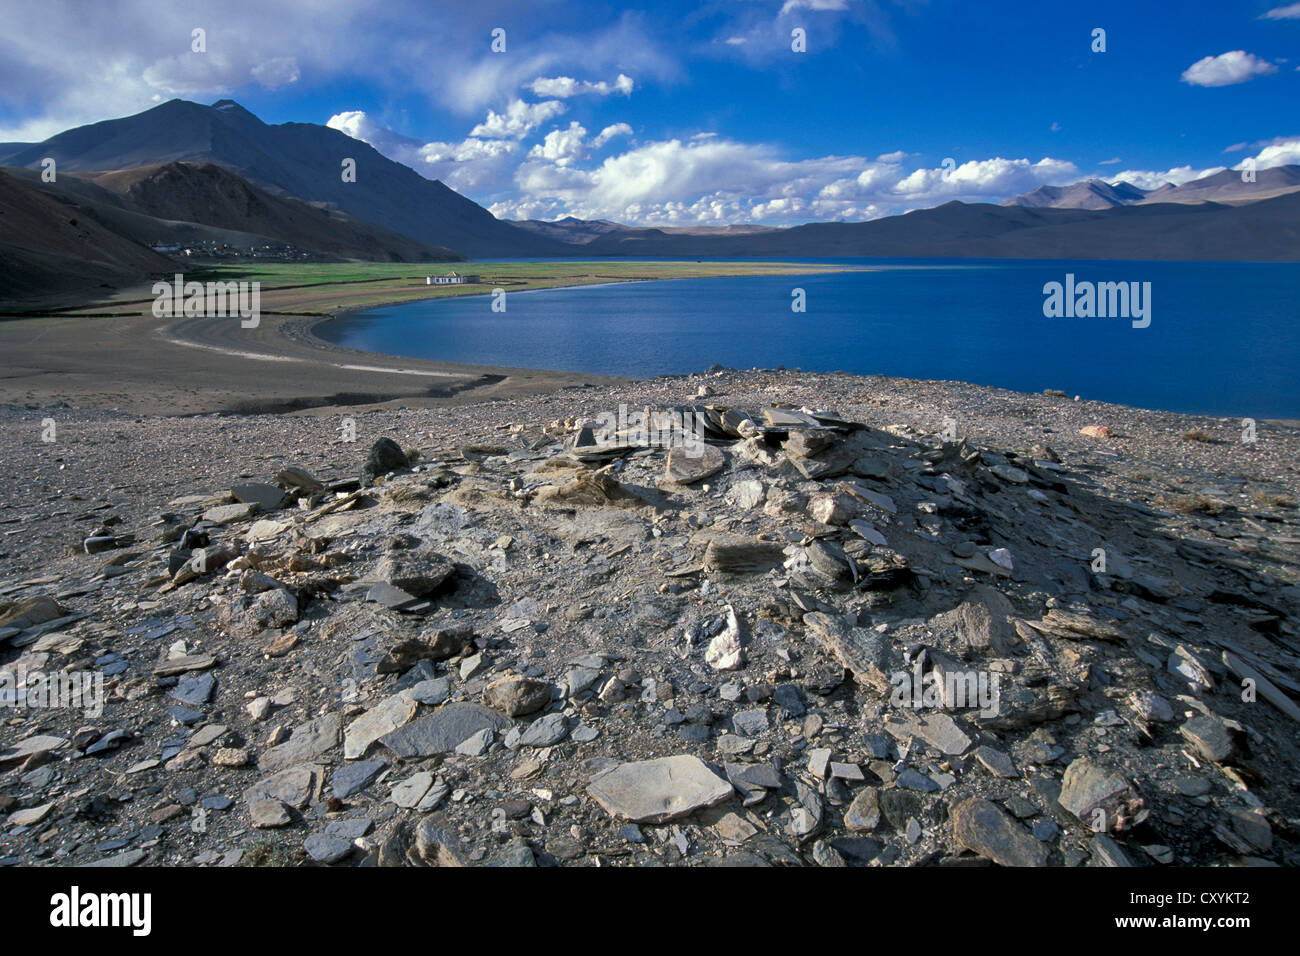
[426,272,481,285]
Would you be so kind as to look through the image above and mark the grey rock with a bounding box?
[951,797,1048,867]
[733,708,769,737]
[845,789,881,831]
[517,712,568,748]
[361,437,410,486]
[379,703,511,758]
[896,768,939,793]
[259,714,341,774]
[407,678,451,706]
[170,673,216,707]
[1179,715,1234,763]
[666,444,725,484]
[374,551,454,598]
[304,834,353,864]
[247,765,316,809]
[588,755,733,823]
[1058,757,1139,827]
[248,798,292,828]
[232,483,287,512]
[331,759,387,798]
[483,674,552,716]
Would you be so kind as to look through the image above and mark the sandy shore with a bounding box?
[0,282,625,416]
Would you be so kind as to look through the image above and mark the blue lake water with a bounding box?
[317,258,1300,417]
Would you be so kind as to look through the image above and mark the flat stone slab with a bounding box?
[516,712,568,748]
[0,734,68,764]
[884,711,972,756]
[344,693,419,760]
[170,672,216,706]
[153,654,217,677]
[331,759,387,799]
[232,483,288,512]
[203,503,259,525]
[666,444,725,484]
[587,755,734,824]
[379,703,511,758]
[259,713,341,774]
[951,797,1048,867]
[246,765,316,809]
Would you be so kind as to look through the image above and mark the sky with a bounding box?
[2,0,1299,225]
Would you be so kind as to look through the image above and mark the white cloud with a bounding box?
[779,0,849,13]
[469,99,566,139]
[1248,136,1300,169]
[875,150,911,163]
[327,108,519,192]
[529,122,588,166]
[1181,51,1277,87]
[592,123,633,148]
[1260,3,1300,19]
[250,57,299,89]
[1106,165,1223,191]
[528,74,634,98]
[500,136,1081,225]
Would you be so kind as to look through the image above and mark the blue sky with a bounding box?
[2,0,1299,224]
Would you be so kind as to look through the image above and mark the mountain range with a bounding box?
[1002,165,1300,210]
[2,98,1298,304]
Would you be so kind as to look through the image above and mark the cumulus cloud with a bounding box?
[1106,165,1224,191]
[528,74,633,97]
[1248,136,1300,169]
[1259,3,1300,19]
[327,108,519,192]
[528,122,589,166]
[592,123,633,148]
[498,135,1082,225]
[1181,51,1277,87]
[470,99,566,139]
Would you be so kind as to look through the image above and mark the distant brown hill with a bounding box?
[73,161,459,261]
[0,168,174,304]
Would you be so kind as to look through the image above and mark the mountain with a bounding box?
[0,168,174,304]
[511,216,782,243]
[1139,165,1300,205]
[68,162,458,260]
[1001,179,1146,209]
[1000,165,1300,211]
[0,99,566,257]
[574,193,1300,260]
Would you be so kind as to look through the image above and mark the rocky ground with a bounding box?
[0,368,1297,868]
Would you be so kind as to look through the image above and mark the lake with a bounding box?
[316,258,1300,418]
